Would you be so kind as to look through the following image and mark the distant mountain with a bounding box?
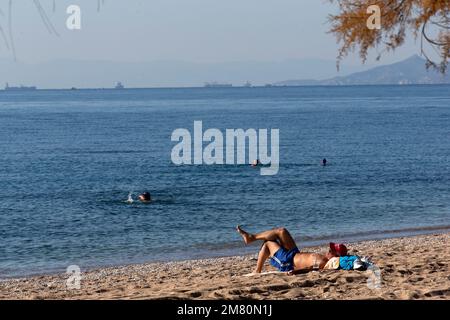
[275,55,450,86]
[2,55,445,89]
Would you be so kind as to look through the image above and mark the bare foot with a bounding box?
[236,225,254,244]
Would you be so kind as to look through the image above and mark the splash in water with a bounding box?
[126,192,134,204]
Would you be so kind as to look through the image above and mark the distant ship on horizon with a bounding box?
[204,82,233,88]
[4,83,37,91]
[115,82,125,89]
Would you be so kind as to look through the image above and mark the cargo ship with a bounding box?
[204,82,233,88]
[115,82,125,89]
[4,83,37,91]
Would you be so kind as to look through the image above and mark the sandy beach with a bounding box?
[1,233,448,300]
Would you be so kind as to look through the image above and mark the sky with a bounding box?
[0,0,425,87]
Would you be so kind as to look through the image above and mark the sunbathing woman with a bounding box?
[237,226,339,275]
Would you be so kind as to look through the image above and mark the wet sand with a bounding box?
[0,233,448,300]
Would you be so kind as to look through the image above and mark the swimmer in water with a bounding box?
[138,192,151,202]
[322,158,327,166]
[251,159,261,167]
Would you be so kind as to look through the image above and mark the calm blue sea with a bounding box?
[0,85,449,278]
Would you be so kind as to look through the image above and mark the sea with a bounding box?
[0,85,449,278]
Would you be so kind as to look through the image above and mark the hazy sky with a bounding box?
[0,0,420,64]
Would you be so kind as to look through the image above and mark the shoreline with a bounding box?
[2,224,449,281]
[1,232,449,300]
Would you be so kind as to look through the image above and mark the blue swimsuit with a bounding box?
[270,247,300,272]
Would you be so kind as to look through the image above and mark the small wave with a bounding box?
[296,225,450,244]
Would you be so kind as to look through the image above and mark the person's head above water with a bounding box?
[251,159,260,166]
[138,192,151,202]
